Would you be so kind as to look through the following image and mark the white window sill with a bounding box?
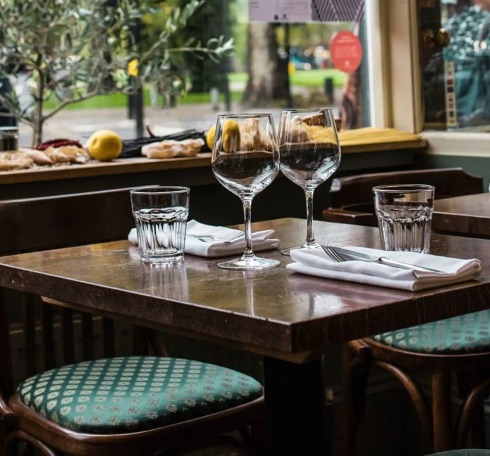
[422,131,490,157]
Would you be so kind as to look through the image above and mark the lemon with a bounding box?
[86,130,123,161]
[222,119,240,153]
[205,124,216,150]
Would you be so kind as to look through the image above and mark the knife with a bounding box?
[332,246,446,274]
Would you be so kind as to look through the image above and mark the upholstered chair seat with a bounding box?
[5,354,265,455]
[373,309,490,354]
[427,450,490,456]
[15,356,263,435]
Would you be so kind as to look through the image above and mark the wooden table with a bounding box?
[1,218,490,455]
[433,193,490,237]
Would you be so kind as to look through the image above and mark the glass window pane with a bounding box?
[3,0,369,148]
[421,0,490,131]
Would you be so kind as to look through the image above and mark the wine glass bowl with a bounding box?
[278,108,341,254]
[211,113,280,270]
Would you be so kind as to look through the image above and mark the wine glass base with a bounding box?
[217,255,280,270]
[281,242,321,256]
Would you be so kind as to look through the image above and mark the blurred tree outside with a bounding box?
[142,0,235,108]
[176,0,234,94]
[0,0,232,145]
[242,22,289,106]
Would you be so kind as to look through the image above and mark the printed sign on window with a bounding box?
[330,31,363,73]
[249,0,311,22]
[248,0,365,23]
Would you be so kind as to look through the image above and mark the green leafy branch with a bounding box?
[0,0,233,145]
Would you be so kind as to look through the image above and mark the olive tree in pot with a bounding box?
[0,0,232,146]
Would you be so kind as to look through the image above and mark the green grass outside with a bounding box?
[44,89,243,110]
[45,69,345,110]
[229,69,345,88]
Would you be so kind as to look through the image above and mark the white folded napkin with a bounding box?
[128,220,280,258]
[287,246,482,291]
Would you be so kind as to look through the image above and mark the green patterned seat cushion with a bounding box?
[427,451,490,456]
[16,356,263,434]
[373,309,490,354]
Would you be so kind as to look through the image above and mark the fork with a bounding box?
[321,245,446,273]
[187,232,245,243]
[321,245,345,263]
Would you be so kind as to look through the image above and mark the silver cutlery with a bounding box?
[187,232,245,243]
[321,245,446,274]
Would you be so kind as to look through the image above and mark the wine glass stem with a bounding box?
[242,197,254,257]
[305,189,315,245]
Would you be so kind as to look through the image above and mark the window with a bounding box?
[5,0,371,148]
[422,0,490,132]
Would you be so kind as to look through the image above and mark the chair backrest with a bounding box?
[0,187,135,255]
[0,188,140,397]
[324,168,484,226]
[330,168,483,208]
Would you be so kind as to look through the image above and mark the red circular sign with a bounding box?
[330,31,363,73]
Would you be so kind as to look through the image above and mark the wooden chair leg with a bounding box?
[41,304,56,370]
[147,330,170,357]
[374,359,433,453]
[22,294,37,377]
[60,309,75,364]
[432,370,453,452]
[249,419,267,456]
[102,317,116,357]
[456,378,490,448]
[131,325,150,355]
[5,429,61,456]
[339,343,372,456]
[81,313,95,361]
[468,401,486,449]
[340,344,356,456]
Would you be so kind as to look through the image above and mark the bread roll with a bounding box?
[141,138,204,158]
[0,152,34,170]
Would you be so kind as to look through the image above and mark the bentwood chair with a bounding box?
[322,167,484,227]
[321,169,490,455]
[0,189,265,455]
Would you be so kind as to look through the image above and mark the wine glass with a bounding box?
[278,108,341,254]
[211,113,280,270]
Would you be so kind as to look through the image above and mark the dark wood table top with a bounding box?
[1,218,489,365]
[433,193,490,237]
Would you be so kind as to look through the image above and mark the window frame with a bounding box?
[367,0,490,157]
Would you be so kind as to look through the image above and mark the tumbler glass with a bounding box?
[130,186,190,263]
[373,184,435,253]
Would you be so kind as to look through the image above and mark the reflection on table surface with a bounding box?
[1,218,489,360]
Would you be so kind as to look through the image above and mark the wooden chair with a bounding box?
[0,188,138,382]
[322,167,484,227]
[321,169,490,455]
[0,189,265,455]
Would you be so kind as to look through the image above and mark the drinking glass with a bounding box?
[373,184,435,253]
[211,113,280,270]
[130,185,190,264]
[278,108,341,254]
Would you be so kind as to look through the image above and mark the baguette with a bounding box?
[141,138,204,158]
